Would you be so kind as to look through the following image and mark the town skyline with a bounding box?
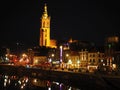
[0,0,120,47]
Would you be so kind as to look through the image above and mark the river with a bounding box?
[0,65,120,90]
[0,74,88,90]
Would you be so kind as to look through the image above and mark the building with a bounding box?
[40,4,57,48]
[87,51,105,72]
[79,49,88,68]
[104,36,119,67]
[33,56,47,65]
[67,51,80,69]
[88,52,105,66]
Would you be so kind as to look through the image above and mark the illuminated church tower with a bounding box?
[40,4,50,47]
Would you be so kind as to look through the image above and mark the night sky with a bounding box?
[0,0,120,47]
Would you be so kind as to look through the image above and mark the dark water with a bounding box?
[0,74,84,90]
[0,74,116,90]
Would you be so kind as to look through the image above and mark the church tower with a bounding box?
[40,4,50,47]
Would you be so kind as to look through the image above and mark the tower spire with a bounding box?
[43,3,48,18]
[44,3,47,13]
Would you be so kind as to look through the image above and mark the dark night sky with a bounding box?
[0,0,120,47]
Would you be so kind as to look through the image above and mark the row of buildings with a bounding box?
[32,35,120,72]
[0,4,120,73]
[34,4,120,72]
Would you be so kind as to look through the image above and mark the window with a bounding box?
[98,59,101,63]
[93,54,95,57]
[89,54,92,57]
[98,54,100,57]
[93,59,95,62]
[45,34,47,37]
[43,22,45,27]
[90,59,92,62]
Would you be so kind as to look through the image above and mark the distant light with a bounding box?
[77,60,80,64]
[101,59,103,62]
[21,85,24,89]
[53,81,59,85]
[103,63,105,66]
[33,79,37,83]
[66,54,69,57]
[108,44,111,48]
[68,60,72,64]
[48,58,52,62]
[5,57,9,61]
[48,87,51,90]
[51,54,54,57]
[26,65,30,68]
[4,82,7,87]
[68,86,72,90]
[18,80,21,84]
[23,83,26,86]
[112,64,116,69]
[4,78,7,82]
[8,79,10,84]
[5,75,8,78]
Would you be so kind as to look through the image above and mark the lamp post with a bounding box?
[59,46,63,63]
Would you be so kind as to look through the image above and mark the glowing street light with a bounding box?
[66,54,69,57]
[51,54,54,57]
[68,59,72,64]
[60,46,63,63]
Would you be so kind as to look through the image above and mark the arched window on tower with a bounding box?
[45,39,47,46]
[45,34,47,37]
[47,22,49,27]
[43,21,45,27]
[42,29,44,32]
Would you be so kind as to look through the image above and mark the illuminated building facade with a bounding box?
[88,52,105,66]
[40,4,50,47]
[105,36,119,66]
[40,4,57,48]
[79,49,88,68]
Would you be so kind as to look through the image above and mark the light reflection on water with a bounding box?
[0,74,81,90]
